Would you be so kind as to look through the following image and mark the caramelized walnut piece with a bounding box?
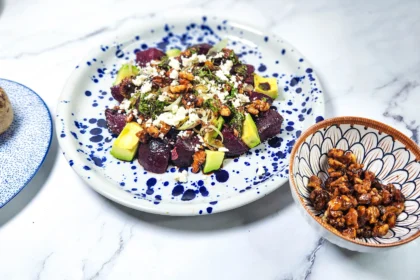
[136,129,148,143]
[192,150,206,173]
[328,148,344,159]
[345,208,359,228]
[309,189,330,211]
[354,179,372,194]
[366,206,380,224]
[219,105,231,117]
[179,71,194,81]
[159,122,171,135]
[342,228,357,239]
[328,158,346,169]
[146,126,160,138]
[373,223,389,237]
[382,212,397,228]
[307,176,322,189]
[246,104,259,115]
[170,84,187,94]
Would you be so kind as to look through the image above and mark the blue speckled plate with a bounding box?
[56,14,324,215]
[0,79,52,207]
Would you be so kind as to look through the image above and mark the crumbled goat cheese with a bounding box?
[158,133,165,139]
[156,106,188,126]
[257,165,266,177]
[144,93,156,100]
[132,109,139,117]
[178,130,190,138]
[145,118,153,127]
[171,80,179,86]
[119,99,131,111]
[158,91,170,102]
[197,54,207,63]
[174,170,188,183]
[169,69,179,79]
[132,74,148,86]
[218,147,229,152]
[140,81,153,94]
[220,60,233,75]
[213,52,224,58]
[137,118,143,124]
[181,53,198,67]
[215,70,228,81]
[169,58,181,70]
[232,93,250,108]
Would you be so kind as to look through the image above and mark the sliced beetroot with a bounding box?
[138,139,171,174]
[110,85,124,103]
[105,109,126,135]
[244,64,255,85]
[171,135,200,168]
[163,127,179,148]
[254,109,283,142]
[249,91,273,104]
[188,43,213,55]
[136,48,165,67]
[222,127,249,157]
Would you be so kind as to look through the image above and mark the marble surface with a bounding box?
[0,0,420,279]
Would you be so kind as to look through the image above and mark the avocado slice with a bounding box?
[203,150,225,173]
[241,113,261,148]
[113,64,139,86]
[254,74,278,99]
[110,122,143,161]
[166,48,181,57]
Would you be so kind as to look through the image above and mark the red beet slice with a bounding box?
[171,135,200,168]
[254,109,283,142]
[105,109,126,135]
[249,91,273,104]
[138,139,171,174]
[222,127,249,157]
[136,48,166,67]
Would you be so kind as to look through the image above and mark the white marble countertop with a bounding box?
[1,0,420,279]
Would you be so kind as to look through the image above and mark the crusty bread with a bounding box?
[0,87,14,134]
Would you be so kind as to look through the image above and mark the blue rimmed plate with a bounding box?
[0,79,52,207]
[56,13,325,215]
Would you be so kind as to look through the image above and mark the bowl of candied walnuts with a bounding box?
[289,116,420,252]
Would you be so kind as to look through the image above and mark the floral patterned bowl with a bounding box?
[289,116,420,252]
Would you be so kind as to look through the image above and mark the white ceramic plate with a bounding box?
[56,14,325,215]
[0,79,52,207]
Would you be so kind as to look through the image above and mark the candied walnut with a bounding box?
[152,76,171,88]
[364,170,376,182]
[195,96,204,107]
[341,151,357,165]
[181,49,191,57]
[354,179,372,194]
[328,158,346,169]
[373,223,389,237]
[246,104,259,115]
[392,202,405,214]
[220,105,231,117]
[348,195,358,207]
[357,226,373,238]
[310,188,330,211]
[342,228,357,239]
[252,99,270,112]
[324,177,335,191]
[378,205,386,215]
[382,212,397,228]
[366,206,380,224]
[307,175,322,189]
[328,217,346,229]
[329,170,344,178]
[192,150,206,173]
[357,206,368,228]
[328,195,353,211]
[358,193,372,205]
[179,71,194,81]
[370,189,383,206]
[204,60,215,70]
[125,113,134,123]
[328,148,344,159]
[345,208,358,228]
[136,129,148,143]
[384,183,396,196]
[182,93,197,109]
[382,189,392,205]
[160,122,171,135]
[394,189,405,202]
[146,126,160,138]
[170,84,187,94]
[119,78,136,98]
[329,210,343,218]
[330,176,348,188]
[338,183,351,195]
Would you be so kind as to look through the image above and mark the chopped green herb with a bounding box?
[234,64,248,76]
[204,99,219,113]
[229,106,245,136]
[158,56,170,70]
[138,94,167,118]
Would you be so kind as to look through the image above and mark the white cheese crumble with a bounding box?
[158,133,165,139]
[181,53,198,67]
[169,69,179,79]
[232,93,250,108]
[171,80,179,86]
[215,70,228,81]
[169,57,181,70]
[145,118,152,127]
[158,91,170,102]
[218,147,230,152]
[137,118,143,124]
[119,99,131,111]
[178,130,190,138]
[197,54,207,63]
[220,60,233,75]
[213,52,224,58]
[174,170,188,183]
[144,93,156,100]
[132,74,148,86]
[257,165,266,177]
[156,106,188,126]
[140,81,153,94]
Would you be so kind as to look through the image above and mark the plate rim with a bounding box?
[56,14,325,215]
[0,78,53,208]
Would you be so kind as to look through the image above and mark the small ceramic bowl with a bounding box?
[289,116,420,252]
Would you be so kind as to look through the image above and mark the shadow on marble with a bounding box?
[104,181,294,231]
[0,132,58,228]
[0,0,4,18]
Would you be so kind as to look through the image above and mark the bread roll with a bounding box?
[0,87,14,134]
